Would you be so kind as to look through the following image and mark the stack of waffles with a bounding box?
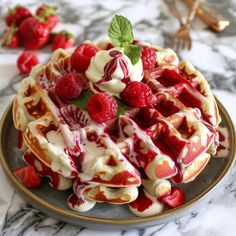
[12,41,221,217]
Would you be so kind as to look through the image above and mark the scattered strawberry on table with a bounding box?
[52,30,75,52]
[5,5,32,26]
[1,25,19,48]
[17,51,39,74]
[19,17,50,50]
[1,4,74,74]
[36,4,59,30]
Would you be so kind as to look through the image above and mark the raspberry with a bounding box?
[121,81,154,108]
[141,46,157,70]
[87,93,118,123]
[71,43,98,72]
[55,73,83,101]
[17,51,39,74]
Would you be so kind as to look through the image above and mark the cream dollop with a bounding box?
[85,47,143,97]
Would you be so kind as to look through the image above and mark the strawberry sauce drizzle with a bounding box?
[68,194,84,208]
[129,188,153,212]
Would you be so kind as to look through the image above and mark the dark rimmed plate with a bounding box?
[0,100,235,230]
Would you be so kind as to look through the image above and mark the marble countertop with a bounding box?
[1,0,236,235]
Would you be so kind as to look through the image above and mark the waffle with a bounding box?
[13,48,141,212]
[12,41,221,216]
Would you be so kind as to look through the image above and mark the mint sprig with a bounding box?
[108,15,141,65]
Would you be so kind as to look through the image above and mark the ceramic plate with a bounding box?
[0,100,235,230]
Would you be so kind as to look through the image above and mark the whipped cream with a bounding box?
[85,47,143,97]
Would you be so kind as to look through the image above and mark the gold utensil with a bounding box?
[164,0,185,27]
[183,0,230,32]
[166,0,200,51]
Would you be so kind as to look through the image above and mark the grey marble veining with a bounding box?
[0,0,236,235]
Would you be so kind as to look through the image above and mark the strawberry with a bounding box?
[36,4,59,30]
[158,186,185,208]
[2,25,19,48]
[14,165,41,189]
[19,17,50,50]
[17,51,39,74]
[52,30,74,52]
[5,5,32,27]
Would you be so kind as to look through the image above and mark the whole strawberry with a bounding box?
[5,5,32,27]
[2,25,19,48]
[52,30,74,52]
[19,17,50,50]
[36,4,59,30]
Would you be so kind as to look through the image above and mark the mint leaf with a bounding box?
[108,15,133,47]
[115,97,129,116]
[124,45,141,65]
[108,15,141,65]
[71,90,94,110]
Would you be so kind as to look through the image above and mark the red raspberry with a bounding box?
[141,46,157,70]
[121,81,154,108]
[55,73,83,101]
[17,51,39,74]
[87,93,118,123]
[71,43,98,72]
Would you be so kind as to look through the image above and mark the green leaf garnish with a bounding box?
[108,15,141,65]
[115,97,129,116]
[71,90,94,110]
[124,44,141,65]
[108,15,133,47]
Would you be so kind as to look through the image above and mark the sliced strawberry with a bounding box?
[14,165,41,189]
[36,4,59,30]
[52,30,74,52]
[2,26,19,48]
[158,186,185,208]
[5,5,32,27]
[17,51,39,74]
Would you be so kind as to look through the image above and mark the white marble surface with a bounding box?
[1,0,236,235]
